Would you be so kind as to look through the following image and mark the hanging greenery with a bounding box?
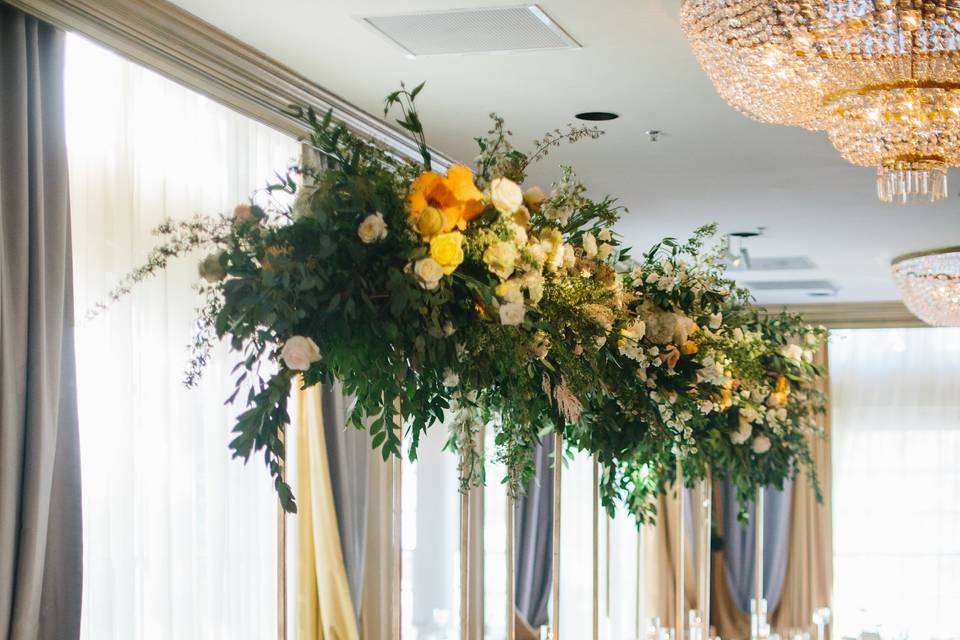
[95,84,827,519]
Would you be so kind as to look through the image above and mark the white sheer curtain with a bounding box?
[831,328,960,640]
[66,34,300,639]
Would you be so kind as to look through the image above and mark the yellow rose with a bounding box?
[429,231,465,275]
[412,206,444,238]
[681,340,699,355]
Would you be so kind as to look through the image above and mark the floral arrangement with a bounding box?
[98,83,827,520]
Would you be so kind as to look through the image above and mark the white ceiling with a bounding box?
[170,0,960,304]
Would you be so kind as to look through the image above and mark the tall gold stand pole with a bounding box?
[698,473,713,640]
[592,455,600,640]
[277,428,287,640]
[551,432,563,640]
[752,486,765,640]
[506,491,516,640]
[391,447,402,639]
[675,461,685,640]
[460,488,470,639]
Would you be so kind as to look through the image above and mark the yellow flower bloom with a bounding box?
[407,165,484,234]
[681,340,699,355]
[412,206,444,238]
[429,231,465,275]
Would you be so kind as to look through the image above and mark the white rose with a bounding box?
[752,435,772,454]
[499,302,525,326]
[731,416,753,445]
[442,368,460,387]
[732,327,745,342]
[522,185,547,211]
[357,212,388,244]
[490,177,523,215]
[414,257,444,290]
[709,313,723,330]
[621,319,646,342]
[598,228,612,242]
[526,242,547,267]
[524,271,545,304]
[805,332,818,346]
[510,223,528,247]
[484,241,518,280]
[782,344,804,361]
[802,349,813,362]
[198,253,226,283]
[281,335,321,371]
[234,203,260,224]
[582,232,598,257]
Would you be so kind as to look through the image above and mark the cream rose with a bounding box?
[281,336,321,371]
[598,242,614,261]
[442,368,460,387]
[782,343,804,361]
[357,212,388,244]
[499,302,525,326]
[752,435,772,454]
[582,232,598,258]
[414,257,444,290]
[522,185,547,211]
[484,241,518,281]
[731,416,753,445]
[490,177,523,215]
[709,313,723,330]
[621,319,646,342]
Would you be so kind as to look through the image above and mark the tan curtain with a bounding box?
[642,489,699,628]
[712,346,833,639]
[772,347,833,634]
[295,385,360,640]
[359,453,395,640]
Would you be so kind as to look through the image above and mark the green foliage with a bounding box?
[96,84,828,523]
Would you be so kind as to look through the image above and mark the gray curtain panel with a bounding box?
[320,383,369,620]
[720,479,793,616]
[0,5,83,640]
[514,438,554,629]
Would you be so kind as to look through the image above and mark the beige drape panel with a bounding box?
[360,454,395,640]
[712,346,833,638]
[642,490,698,627]
[295,385,360,640]
[772,347,833,633]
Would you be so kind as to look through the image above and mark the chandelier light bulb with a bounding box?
[680,0,960,203]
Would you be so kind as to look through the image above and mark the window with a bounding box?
[831,328,960,639]
[66,34,299,639]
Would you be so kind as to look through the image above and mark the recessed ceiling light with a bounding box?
[575,111,619,121]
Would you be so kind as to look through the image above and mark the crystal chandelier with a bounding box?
[680,0,960,203]
[891,247,960,325]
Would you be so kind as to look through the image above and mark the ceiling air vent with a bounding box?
[743,280,838,297]
[363,5,580,57]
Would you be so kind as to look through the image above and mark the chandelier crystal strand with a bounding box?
[680,0,960,202]
[891,248,960,325]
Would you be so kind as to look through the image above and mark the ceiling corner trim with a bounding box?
[767,301,925,329]
[6,0,452,167]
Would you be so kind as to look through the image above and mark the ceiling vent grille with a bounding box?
[744,280,838,294]
[363,5,580,57]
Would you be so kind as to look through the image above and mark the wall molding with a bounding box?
[768,301,924,329]
[7,0,452,166]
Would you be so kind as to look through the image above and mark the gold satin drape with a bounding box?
[642,490,699,627]
[296,385,361,640]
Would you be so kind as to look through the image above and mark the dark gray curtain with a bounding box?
[0,5,83,639]
[721,479,793,616]
[514,438,554,629]
[321,372,369,618]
